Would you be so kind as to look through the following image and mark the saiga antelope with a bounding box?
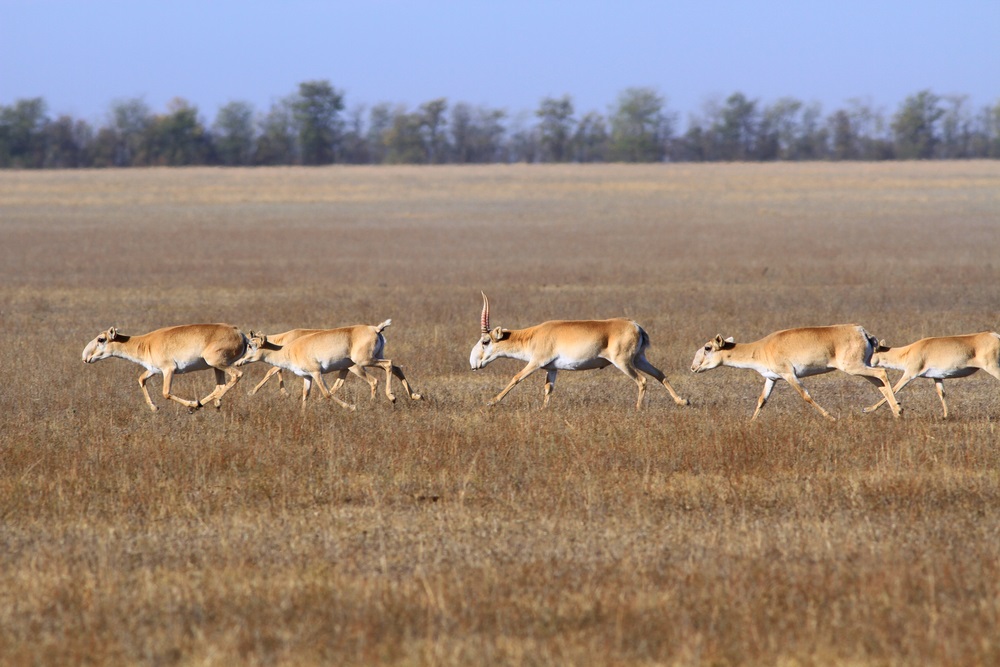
[237,320,422,411]
[82,323,250,411]
[243,328,375,398]
[690,324,901,421]
[470,292,689,410]
[863,332,1000,418]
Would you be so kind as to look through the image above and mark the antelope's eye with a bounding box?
[98,336,106,343]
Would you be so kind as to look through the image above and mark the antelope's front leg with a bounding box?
[489,362,542,407]
[750,378,776,421]
[250,366,281,396]
[138,369,159,411]
[310,372,356,411]
[160,368,201,410]
[781,373,835,422]
[934,379,948,419]
[542,370,557,407]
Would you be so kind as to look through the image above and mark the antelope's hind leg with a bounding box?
[635,354,689,406]
[198,366,243,409]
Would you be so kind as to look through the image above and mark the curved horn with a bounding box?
[481,291,490,334]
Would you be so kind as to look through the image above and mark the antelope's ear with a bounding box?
[878,339,887,347]
[725,337,735,344]
[713,334,726,347]
[108,327,118,340]
[491,326,506,341]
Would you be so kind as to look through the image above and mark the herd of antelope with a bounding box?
[82,293,1000,421]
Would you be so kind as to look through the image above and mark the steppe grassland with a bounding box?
[1,162,999,666]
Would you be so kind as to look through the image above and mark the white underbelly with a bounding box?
[174,358,210,373]
[924,367,978,379]
[544,357,611,371]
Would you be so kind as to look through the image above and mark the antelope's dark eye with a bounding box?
[98,336,106,343]
[704,345,711,351]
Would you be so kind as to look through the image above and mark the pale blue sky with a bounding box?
[2,1,998,124]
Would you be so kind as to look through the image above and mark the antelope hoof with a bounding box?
[678,398,690,406]
[148,405,159,412]
[411,393,423,401]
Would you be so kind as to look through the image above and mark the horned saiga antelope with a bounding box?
[82,323,250,411]
[690,324,901,421]
[242,328,376,398]
[470,292,689,410]
[237,320,422,411]
[863,332,1000,418]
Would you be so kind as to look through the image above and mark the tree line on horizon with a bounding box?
[2,80,999,168]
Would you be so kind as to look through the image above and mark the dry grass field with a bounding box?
[2,162,999,666]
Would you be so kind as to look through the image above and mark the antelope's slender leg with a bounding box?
[251,366,282,396]
[635,354,689,406]
[750,378,776,421]
[864,373,917,414]
[161,367,200,409]
[609,359,648,410]
[490,361,543,406]
[309,371,356,411]
[198,366,242,408]
[542,370,557,407]
[846,364,901,417]
[138,369,159,411]
[779,373,835,421]
[934,380,949,419]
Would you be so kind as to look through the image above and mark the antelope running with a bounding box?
[243,328,375,398]
[237,320,422,411]
[82,323,250,412]
[470,292,689,410]
[863,332,1000,418]
[690,324,901,421]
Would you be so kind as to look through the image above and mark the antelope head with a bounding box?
[82,326,120,363]
[236,330,268,366]
[470,292,508,370]
[691,334,735,373]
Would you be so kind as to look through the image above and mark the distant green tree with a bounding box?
[148,98,211,165]
[794,102,828,159]
[108,97,153,166]
[843,98,893,160]
[0,97,49,167]
[339,104,370,164]
[450,103,506,163]
[892,90,944,159]
[573,111,609,162]
[213,101,256,165]
[44,115,93,168]
[384,106,426,163]
[938,95,973,158]
[713,92,757,160]
[420,98,449,163]
[366,103,394,164]
[828,109,857,160]
[255,98,296,165]
[292,80,344,164]
[536,95,574,162]
[608,87,671,162]
[757,97,802,160]
[979,100,1000,158]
